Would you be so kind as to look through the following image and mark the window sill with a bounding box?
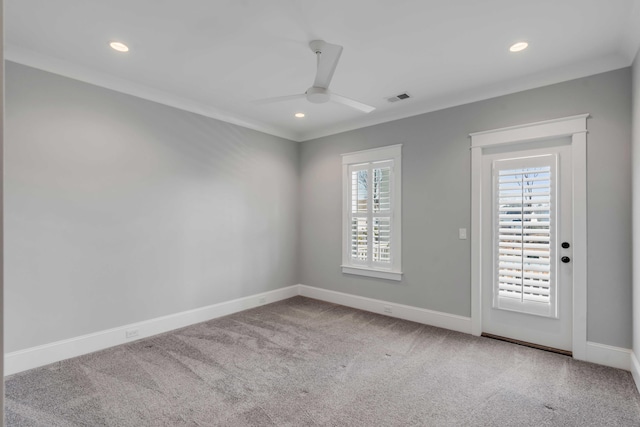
[341,265,403,281]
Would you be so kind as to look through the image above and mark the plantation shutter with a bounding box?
[350,165,369,262]
[349,160,393,267]
[493,155,557,317]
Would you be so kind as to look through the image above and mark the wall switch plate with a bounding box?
[125,329,139,339]
[459,228,467,240]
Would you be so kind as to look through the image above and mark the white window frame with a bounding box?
[341,144,402,281]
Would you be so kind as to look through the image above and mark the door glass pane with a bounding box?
[494,158,555,317]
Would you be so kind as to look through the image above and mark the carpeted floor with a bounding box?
[5,296,640,426]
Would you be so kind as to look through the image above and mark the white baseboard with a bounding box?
[5,283,633,376]
[585,341,632,371]
[631,351,640,393]
[4,285,299,376]
[5,284,470,376]
[298,284,472,334]
[298,286,634,372]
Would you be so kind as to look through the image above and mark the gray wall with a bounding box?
[633,50,640,363]
[300,68,633,348]
[4,60,634,357]
[4,62,299,353]
[1,0,5,421]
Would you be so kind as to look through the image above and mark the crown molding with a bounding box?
[299,52,629,142]
[5,46,630,144]
[5,45,300,142]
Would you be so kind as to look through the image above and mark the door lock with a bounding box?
[561,256,571,263]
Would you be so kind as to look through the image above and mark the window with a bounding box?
[341,145,402,280]
[493,155,557,317]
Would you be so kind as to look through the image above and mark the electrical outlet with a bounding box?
[125,329,139,339]
[383,306,393,314]
[258,296,267,304]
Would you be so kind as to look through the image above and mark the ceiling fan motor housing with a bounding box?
[306,87,330,103]
[309,40,326,54]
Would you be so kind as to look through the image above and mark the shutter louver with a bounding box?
[351,169,368,261]
[373,167,391,212]
[373,218,391,262]
[372,166,391,264]
[348,162,393,266]
[351,217,368,260]
[496,165,553,308]
[352,170,368,214]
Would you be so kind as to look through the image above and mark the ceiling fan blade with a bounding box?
[329,93,376,113]
[254,94,306,105]
[312,42,343,89]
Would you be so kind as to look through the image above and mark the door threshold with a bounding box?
[481,333,573,357]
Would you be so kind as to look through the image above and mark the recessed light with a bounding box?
[110,41,129,52]
[509,42,528,52]
[295,113,305,118]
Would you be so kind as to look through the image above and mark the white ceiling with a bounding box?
[6,0,640,141]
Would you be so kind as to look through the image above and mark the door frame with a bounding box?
[470,114,589,360]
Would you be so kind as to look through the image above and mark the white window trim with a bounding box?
[341,144,402,281]
[470,113,588,361]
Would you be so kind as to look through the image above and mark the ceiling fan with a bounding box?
[257,40,375,113]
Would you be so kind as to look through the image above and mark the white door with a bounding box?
[481,138,573,352]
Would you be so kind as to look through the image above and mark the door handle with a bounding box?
[561,256,570,263]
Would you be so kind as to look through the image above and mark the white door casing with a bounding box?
[470,114,588,360]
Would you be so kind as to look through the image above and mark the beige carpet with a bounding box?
[5,296,640,426]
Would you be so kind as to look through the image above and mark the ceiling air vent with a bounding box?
[387,92,412,103]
